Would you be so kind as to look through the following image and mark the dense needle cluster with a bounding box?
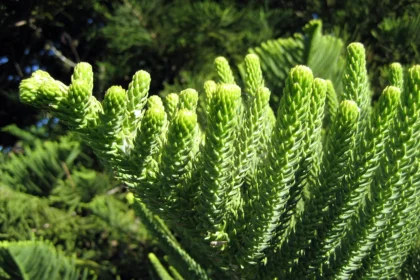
[19,42,420,279]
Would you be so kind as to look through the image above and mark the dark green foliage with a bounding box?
[99,0,280,95]
[134,201,209,280]
[0,240,92,280]
[0,0,112,145]
[400,242,420,280]
[0,128,153,279]
[0,132,81,196]
[4,0,420,148]
[245,20,344,107]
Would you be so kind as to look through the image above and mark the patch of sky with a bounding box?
[36,117,60,128]
[2,147,12,154]
[0,56,9,65]
[36,117,50,128]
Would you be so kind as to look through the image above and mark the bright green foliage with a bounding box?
[164,94,180,122]
[147,253,186,280]
[63,63,94,128]
[178,89,199,112]
[324,79,340,128]
[197,84,241,245]
[244,54,264,97]
[130,105,166,181]
[238,55,270,186]
[158,109,197,222]
[124,70,151,134]
[19,41,420,279]
[357,67,420,278]
[148,253,174,280]
[342,43,371,150]
[293,86,401,279]
[214,57,236,85]
[238,66,313,267]
[328,67,420,278]
[276,99,359,278]
[389,63,404,91]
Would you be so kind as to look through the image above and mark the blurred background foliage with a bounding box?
[2,0,420,146]
[1,0,420,278]
[0,125,155,279]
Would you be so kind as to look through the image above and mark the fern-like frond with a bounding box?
[246,20,344,107]
[0,240,93,280]
[0,136,81,196]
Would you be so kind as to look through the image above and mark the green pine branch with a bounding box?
[18,38,420,279]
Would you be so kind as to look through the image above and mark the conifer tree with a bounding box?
[18,40,420,279]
